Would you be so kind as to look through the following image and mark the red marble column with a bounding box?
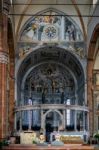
[0,13,9,138]
[87,59,94,136]
[9,61,15,132]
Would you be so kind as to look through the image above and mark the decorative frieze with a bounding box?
[0,52,8,64]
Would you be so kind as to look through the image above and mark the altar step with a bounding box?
[2,144,96,150]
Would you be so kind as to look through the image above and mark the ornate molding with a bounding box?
[15,104,89,112]
[0,0,11,15]
[0,52,9,64]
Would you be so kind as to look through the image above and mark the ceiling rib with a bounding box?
[71,0,87,40]
[16,0,32,40]
[15,0,88,41]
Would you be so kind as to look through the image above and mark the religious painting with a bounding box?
[21,12,61,42]
[20,10,83,42]
[24,63,75,105]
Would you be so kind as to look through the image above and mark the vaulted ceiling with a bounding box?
[9,0,97,41]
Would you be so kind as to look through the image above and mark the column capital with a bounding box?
[0,51,9,64]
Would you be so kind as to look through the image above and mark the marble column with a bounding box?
[0,19,8,138]
[28,110,32,130]
[65,110,67,129]
[41,110,44,130]
[87,113,89,131]
[60,16,65,40]
[14,112,16,131]
[0,52,8,137]
[75,93,78,105]
[85,83,88,106]
[83,111,85,131]
[0,0,11,139]
[74,110,77,131]
[20,111,22,131]
[87,59,94,135]
[63,110,66,130]
[53,111,58,129]
[9,61,15,133]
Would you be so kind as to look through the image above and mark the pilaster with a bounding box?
[0,0,11,138]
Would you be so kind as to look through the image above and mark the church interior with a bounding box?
[0,0,99,149]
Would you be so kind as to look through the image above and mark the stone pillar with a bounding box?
[41,110,44,130]
[85,83,88,106]
[9,61,15,133]
[20,111,22,131]
[61,16,65,40]
[63,110,66,129]
[0,52,8,138]
[87,112,89,131]
[87,59,94,136]
[14,112,17,131]
[75,93,78,105]
[0,0,11,138]
[28,110,32,130]
[74,110,77,131]
[83,111,85,131]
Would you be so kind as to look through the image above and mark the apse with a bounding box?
[17,46,85,106]
[15,8,88,135]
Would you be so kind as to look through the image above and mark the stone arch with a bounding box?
[16,46,85,105]
[88,23,99,60]
[44,109,63,119]
[16,44,85,79]
[87,23,99,135]
[16,46,85,80]
[43,109,64,131]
